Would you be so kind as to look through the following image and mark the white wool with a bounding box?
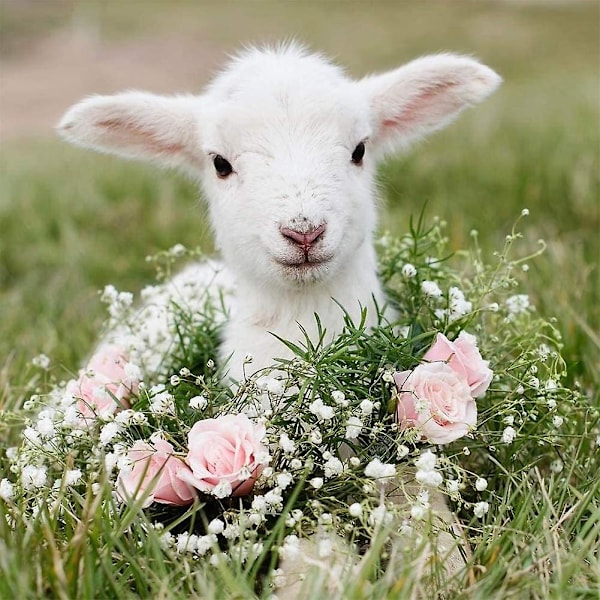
[58,43,501,381]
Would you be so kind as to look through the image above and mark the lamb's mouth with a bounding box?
[275,256,331,269]
[274,256,332,276]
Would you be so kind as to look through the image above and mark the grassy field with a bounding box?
[0,1,598,598]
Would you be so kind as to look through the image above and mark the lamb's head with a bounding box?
[58,44,501,292]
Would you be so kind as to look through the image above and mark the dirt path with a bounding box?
[0,28,226,141]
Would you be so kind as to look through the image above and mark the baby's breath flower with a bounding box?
[502,426,517,444]
[176,532,198,554]
[397,444,409,458]
[447,286,472,322]
[170,243,186,256]
[64,469,83,486]
[99,422,121,446]
[416,470,442,487]
[349,503,363,518]
[422,280,443,298]
[222,523,240,540]
[196,534,217,556]
[21,465,47,490]
[402,263,417,278]
[552,415,564,428]
[207,519,224,536]
[310,477,324,490]
[319,512,333,526]
[364,458,395,480]
[279,432,296,454]
[189,395,208,410]
[331,390,347,405]
[276,472,293,490]
[23,426,41,446]
[446,479,460,494]
[360,399,374,415]
[0,479,15,501]
[415,449,437,472]
[382,371,395,383]
[150,392,175,415]
[475,477,488,492]
[309,430,323,444]
[36,417,55,438]
[345,416,363,440]
[308,398,335,421]
[324,457,344,478]
[31,354,50,369]
[473,501,489,518]
[410,504,426,520]
[212,481,233,499]
[506,294,530,315]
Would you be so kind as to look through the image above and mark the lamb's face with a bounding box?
[200,65,376,289]
[57,45,501,292]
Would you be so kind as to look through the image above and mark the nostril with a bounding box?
[280,223,326,248]
[304,223,326,245]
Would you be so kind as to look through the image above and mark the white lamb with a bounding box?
[58,43,501,592]
[58,43,500,382]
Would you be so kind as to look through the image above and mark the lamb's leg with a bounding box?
[276,530,358,599]
[276,482,467,599]
[384,470,470,579]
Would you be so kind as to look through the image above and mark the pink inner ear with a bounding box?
[381,81,460,132]
[96,118,186,157]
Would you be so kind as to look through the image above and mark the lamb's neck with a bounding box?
[222,246,384,379]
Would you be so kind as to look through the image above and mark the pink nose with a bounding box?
[280,223,326,250]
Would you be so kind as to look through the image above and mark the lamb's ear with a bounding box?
[57,91,202,170]
[360,54,502,153]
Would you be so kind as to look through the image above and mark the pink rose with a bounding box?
[68,345,140,420]
[179,414,269,498]
[424,332,493,398]
[117,438,195,508]
[394,362,477,445]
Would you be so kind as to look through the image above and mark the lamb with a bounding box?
[57,43,501,593]
[58,43,500,383]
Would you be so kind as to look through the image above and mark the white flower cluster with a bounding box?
[102,261,234,380]
[414,450,443,488]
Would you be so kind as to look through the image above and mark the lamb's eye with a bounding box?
[351,142,365,165]
[213,155,233,178]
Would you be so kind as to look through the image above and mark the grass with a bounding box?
[0,1,598,598]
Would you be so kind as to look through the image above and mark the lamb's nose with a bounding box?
[280,223,326,250]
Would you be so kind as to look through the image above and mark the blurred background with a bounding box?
[0,0,598,398]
